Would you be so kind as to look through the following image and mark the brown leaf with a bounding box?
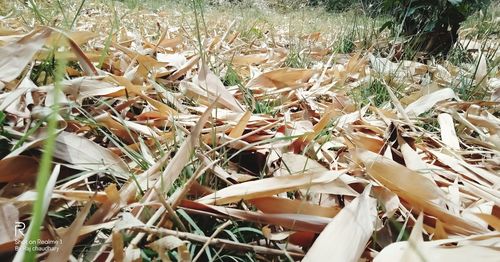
[355,149,486,235]
[248,197,340,218]
[194,63,244,112]
[181,200,330,233]
[155,100,217,193]
[0,156,39,183]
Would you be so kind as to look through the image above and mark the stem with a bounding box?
[129,227,305,259]
[24,56,66,262]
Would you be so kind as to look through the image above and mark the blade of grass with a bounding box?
[27,0,46,25]
[70,0,87,30]
[21,54,67,262]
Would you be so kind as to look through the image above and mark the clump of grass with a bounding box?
[415,110,440,133]
[223,64,242,86]
[284,48,310,68]
[240,24,266,40]
[253,98,279,115]
[351,78,397,107]
[452,75,488,101]
[447,43,473,66]
[333,34,355,53]
[30,54,57,85]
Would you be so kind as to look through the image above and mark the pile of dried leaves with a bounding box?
[0,2,499,261]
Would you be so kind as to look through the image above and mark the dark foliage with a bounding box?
[380,0,490,55]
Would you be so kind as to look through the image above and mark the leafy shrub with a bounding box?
[380,0,490,55]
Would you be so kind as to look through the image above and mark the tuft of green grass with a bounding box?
[98,1,120,69]
[453,75,488,101]
[415,110,440,133]
[284,48,310,68]
[332,34,355,54]
[447,43,473,66]
[25,55,68,262]
[30,53,57,86]
[351,78,398,108]
[223,65,242,86]
[27,0,47,24]
[253,98,278,115]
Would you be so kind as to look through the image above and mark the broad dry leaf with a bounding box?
[53,28,98,76]
[168,54,200,80]
[246,68,314,89]
[232,53,268,65]
[54,131,128,174]
[228,111,251,138]
[156,100,216,192]
[355,149,486,235]
[405,88,456,117]
[54,77,125,102]
[474,213,500,231]
[181,200,331,233]
[124,248,142,262]
[0,28,52,83]
[248,197,340,218]
[303,186,376,262]
[148,235,190,261]
[475,52,488,84]
[0,203,19,245]
[46,197,94,262]
[438,113,460,150]
[375,215,499,262]
[112,230,125,262]
[194,63,244,112]
[0,155,38,183]
[198,169,345,205]
[372,186,400,218]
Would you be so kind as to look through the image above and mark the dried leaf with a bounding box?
[375,215,499,262]
[0,28,52,83]
[54,131,128,174]
[194,63,244,112]
[198,169,345,205]
[355,149,485,234]
[0,203,19,245]
[303,186,377,262]
[246,68,314,89]
[46,197,94,262]
[248,197,340,218]
[405,88,456,117]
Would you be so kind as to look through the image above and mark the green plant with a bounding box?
[333,33,355,53]
[307,0,357,12]
[380,0,491,55]
[460,1,500,38]
[447,42,473,65]
[223,65,242,86]
[25,55,68,262]
[352,78,399,107]
[284,48,310,68]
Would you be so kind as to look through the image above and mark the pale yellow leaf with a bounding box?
[303,186,377,262]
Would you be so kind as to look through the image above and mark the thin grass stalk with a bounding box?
[24,55,67,262]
